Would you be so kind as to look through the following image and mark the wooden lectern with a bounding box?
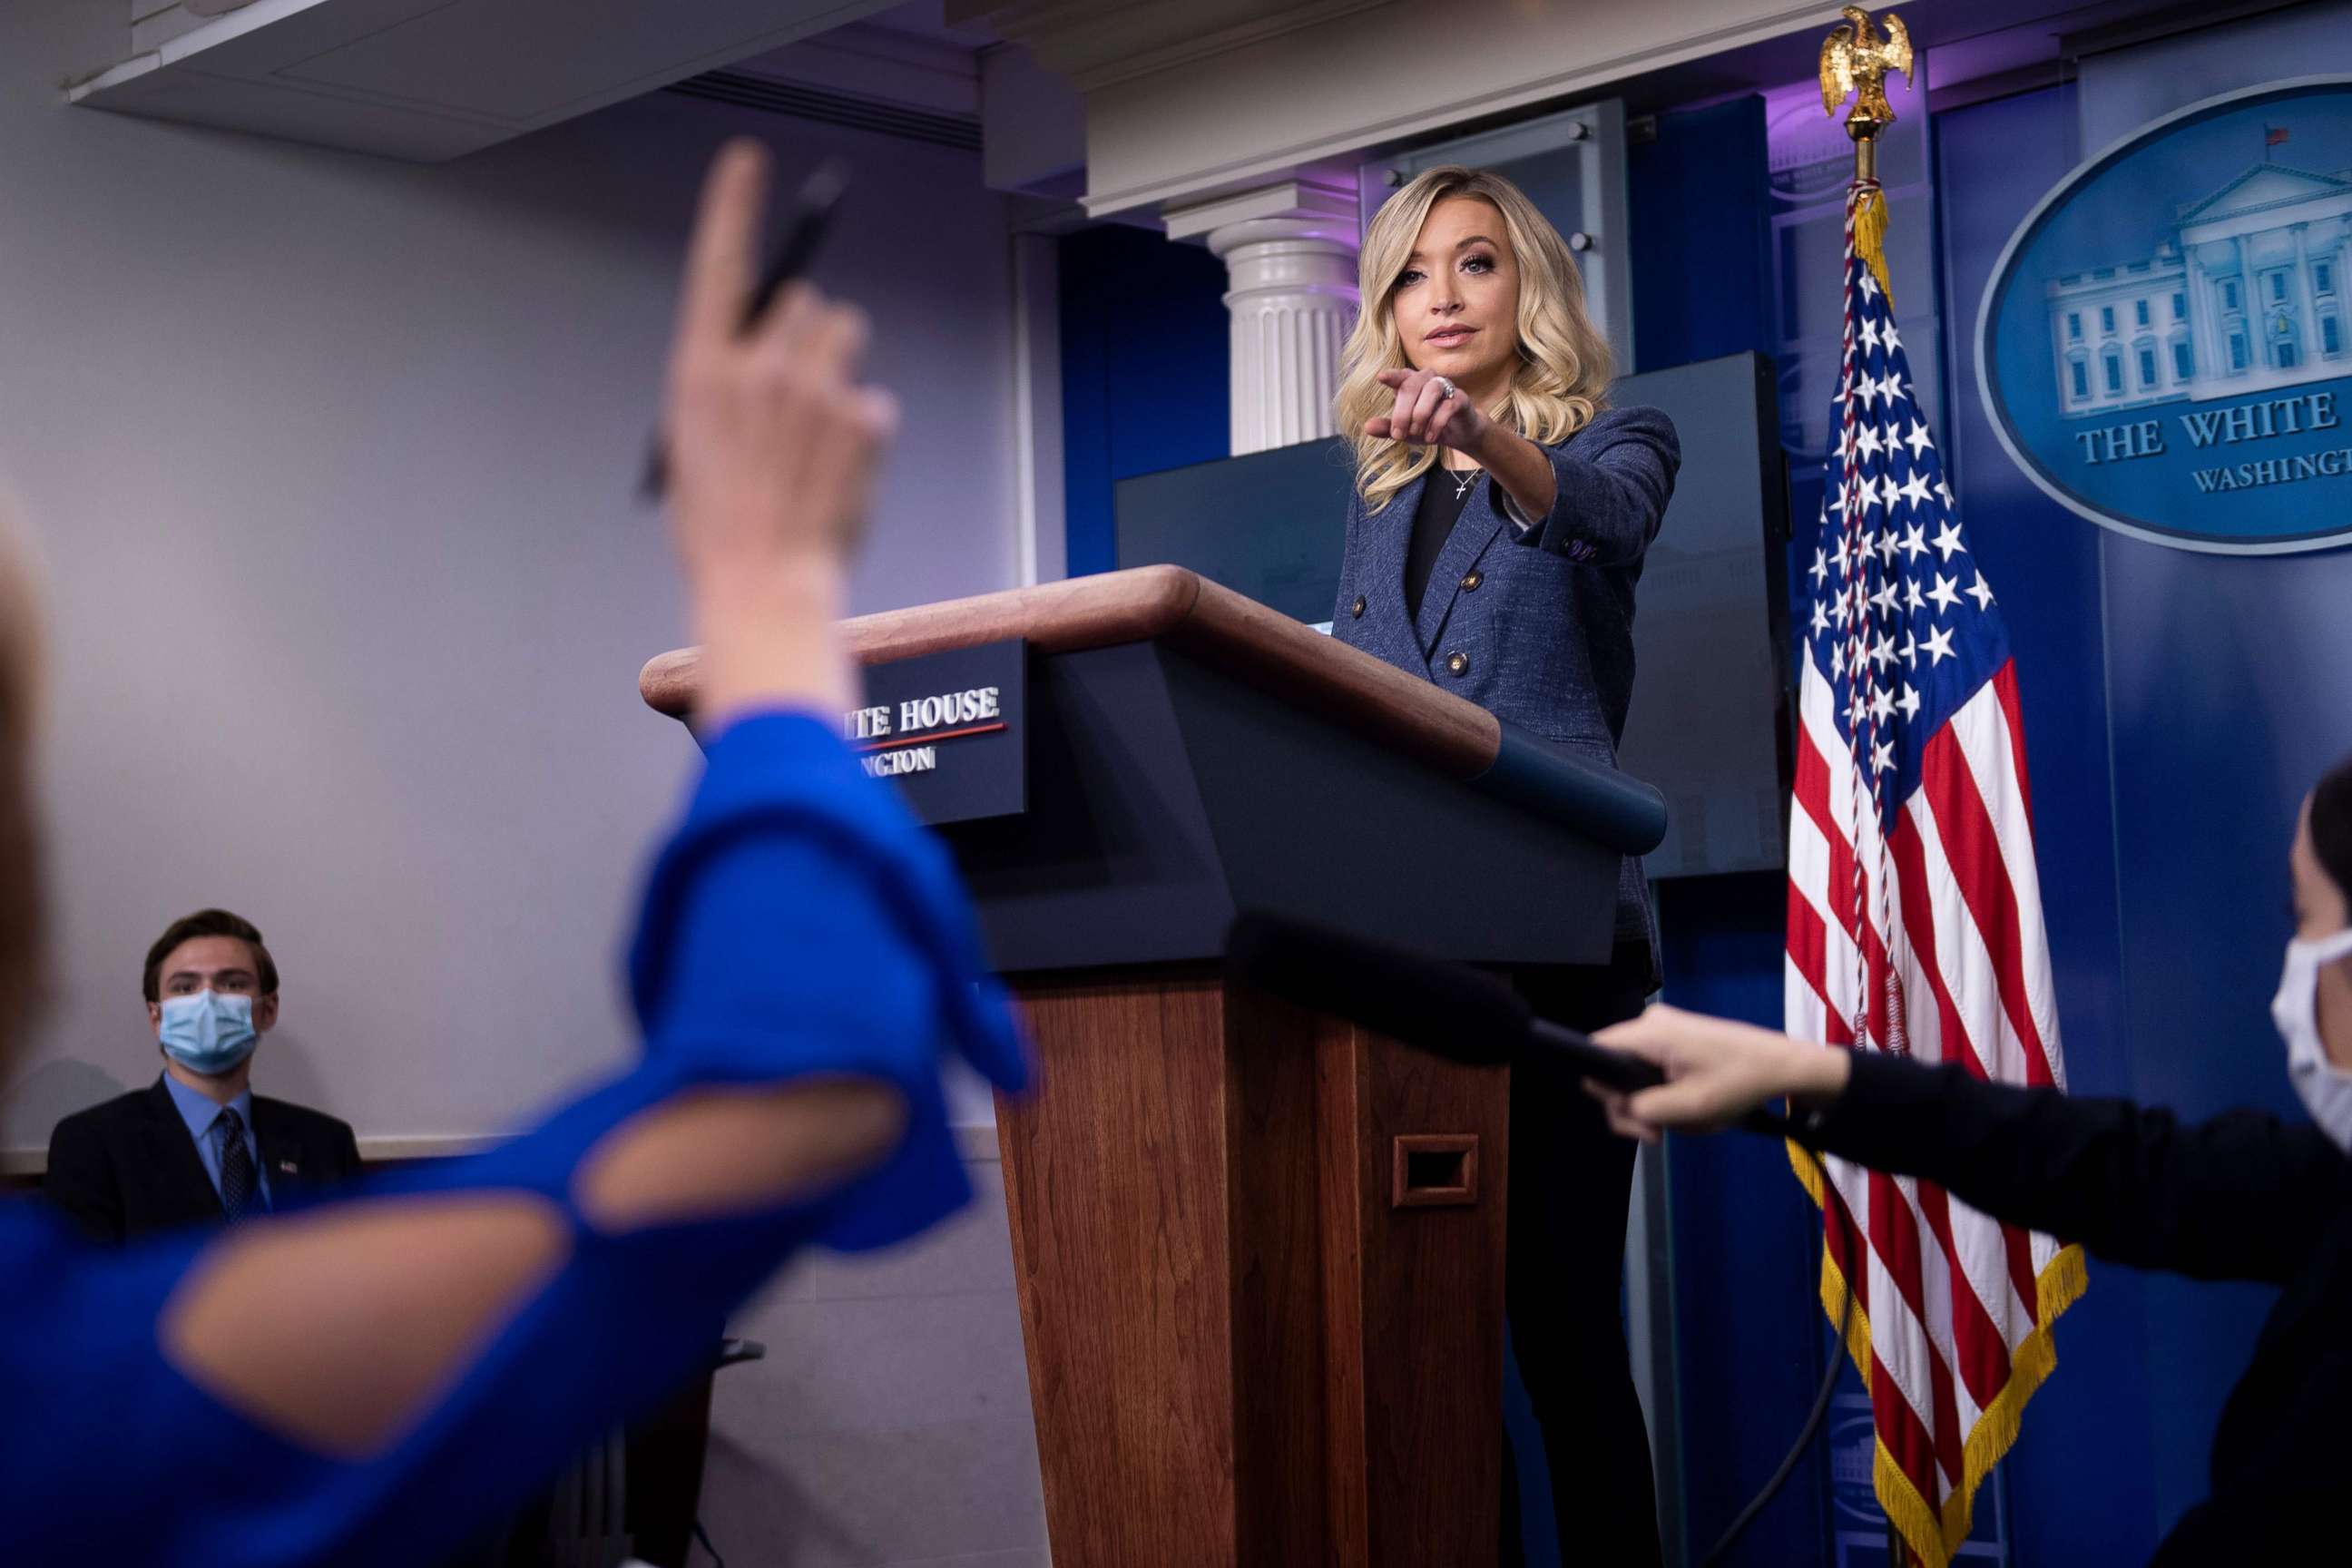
[641,567,1662,1567]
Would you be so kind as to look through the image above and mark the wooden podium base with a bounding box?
[999,972,1508,1566]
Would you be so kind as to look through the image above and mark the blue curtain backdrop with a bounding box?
[1057,224,1230,579]
[1931,79,2160,1564]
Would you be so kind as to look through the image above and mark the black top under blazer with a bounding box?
[1330,404,1681,946]
[1808,1050,2352,1564]
[43,1075,363,1245]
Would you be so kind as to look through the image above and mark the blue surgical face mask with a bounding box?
[158,991,260,1075]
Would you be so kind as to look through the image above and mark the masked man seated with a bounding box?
[44,908,362,1242]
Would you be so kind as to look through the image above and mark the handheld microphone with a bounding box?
[640,158,849,500]
[1224,912,1787,1129]
[1224,909,1534,1066]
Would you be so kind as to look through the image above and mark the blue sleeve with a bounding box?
[0,710,1029,1568]
[622,709,1026,1248]
[1505,405,1680,568]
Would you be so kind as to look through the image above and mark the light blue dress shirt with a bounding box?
[161,1073,274,1210]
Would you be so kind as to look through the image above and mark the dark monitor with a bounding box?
[1605,353,1791,878]
[1112,350,1790,878]
[1113,439,1357,626]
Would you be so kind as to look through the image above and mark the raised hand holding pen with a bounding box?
[639,154,846,499]
[660,141,894,729]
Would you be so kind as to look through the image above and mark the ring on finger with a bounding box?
[1431,376,1458,400]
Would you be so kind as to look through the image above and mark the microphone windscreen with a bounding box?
[1224,912,1531,1065]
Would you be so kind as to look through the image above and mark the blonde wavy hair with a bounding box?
[1336,165,1612,512]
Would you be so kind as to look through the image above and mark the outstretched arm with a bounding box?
[1362,377,1678,566]
[19,142,1026,1568]
[161,136,919,1449]
[1590,1004,2342,1284]
[1491,406,1678,567]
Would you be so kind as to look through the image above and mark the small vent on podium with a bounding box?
[665,71,983,152]
[1392,1133,1481,1209]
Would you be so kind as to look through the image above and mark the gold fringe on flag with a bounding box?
[1788,1142,2090,1567]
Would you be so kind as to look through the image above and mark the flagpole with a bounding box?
[1819,16,1916,1567]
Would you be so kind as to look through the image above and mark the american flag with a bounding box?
[1783,187,2087,1567]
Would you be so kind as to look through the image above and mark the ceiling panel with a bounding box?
[73,0,900,161]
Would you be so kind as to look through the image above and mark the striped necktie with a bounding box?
[211,1106,257,1224]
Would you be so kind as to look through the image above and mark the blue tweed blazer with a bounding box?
[1329,404,1681,946]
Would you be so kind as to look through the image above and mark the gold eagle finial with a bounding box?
[1819,6,1913,142]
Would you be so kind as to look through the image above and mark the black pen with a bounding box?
[639,158,848,500]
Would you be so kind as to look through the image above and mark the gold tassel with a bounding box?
[1853,184,1896,309]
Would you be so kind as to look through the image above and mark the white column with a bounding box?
[1164,180,1360,455]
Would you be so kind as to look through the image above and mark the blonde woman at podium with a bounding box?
[0,142,1025,1567]
[1331,164,1681,1566]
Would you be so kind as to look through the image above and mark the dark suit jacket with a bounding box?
[1332,404,1681,944]
[43,1075,363,1245]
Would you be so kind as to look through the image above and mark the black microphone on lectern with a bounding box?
[1223,911,1788,1132]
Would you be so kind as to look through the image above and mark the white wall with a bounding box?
[706,1138,1047,1567]
[0,0,1022,1148]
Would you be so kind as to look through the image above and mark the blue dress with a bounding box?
[0,712,1028,1567]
